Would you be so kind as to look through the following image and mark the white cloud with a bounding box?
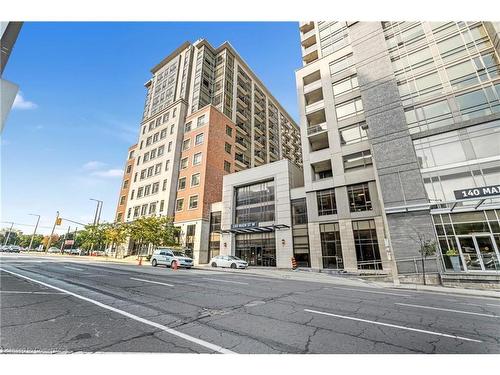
[83,160,106,170]
[90,169,123,178]
[12,92,38,110]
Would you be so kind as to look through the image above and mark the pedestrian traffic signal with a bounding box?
[56,218,62,225]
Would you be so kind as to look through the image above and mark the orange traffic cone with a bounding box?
[138,256,142,266]
[291,257,297,270]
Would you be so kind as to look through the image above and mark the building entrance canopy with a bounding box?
[220,224,289,234]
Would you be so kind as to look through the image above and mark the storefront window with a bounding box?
[235,232,276,267]
[320,223,343,269]
[292,199,310,267]
[352,220,382,270]
[209,211,221,259]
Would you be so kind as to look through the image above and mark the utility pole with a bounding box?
[28,214,40,250]
[89,198,103,254]
[3,222,14,246]
[60,226,71,252]
[71,227,78,250]
[45,211,59,253]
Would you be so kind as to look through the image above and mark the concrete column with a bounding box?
[308,222,322,270]
[339,219,358,272]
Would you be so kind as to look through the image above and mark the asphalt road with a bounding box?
[1,253,499,354]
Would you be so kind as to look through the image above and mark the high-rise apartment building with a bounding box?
[116,39,302,263]
[294,21,500,280]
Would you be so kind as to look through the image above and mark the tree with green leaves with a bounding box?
[128,216,180,256]
[103,222,129,258]
[410,229,437,285]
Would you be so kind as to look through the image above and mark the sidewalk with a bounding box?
[196,265,500,299]
[19,251,144,265]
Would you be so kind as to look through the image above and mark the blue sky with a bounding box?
[1,22,302,235]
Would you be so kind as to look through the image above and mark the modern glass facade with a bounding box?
[234,180,275,223]
[433,210,500,272]
[208,211,221,259]
[320,223,343,269]
[291,198,310,267]
[235,232,276,266]
[352,220,382,270]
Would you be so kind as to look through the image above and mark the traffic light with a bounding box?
[56,218,62,225]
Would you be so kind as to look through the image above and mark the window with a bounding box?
[134,172,138,182]
[159,200,164,212]
[143,152,150,162]
[184,121,192,132]
[234,180,275,223]
[291,198,308,225]
[130,189,135,200]
[176,198,184,211]
[191,173,200,187]
[224,160,231,172]
[335,97,364,120]
[172,108,177,118]
[134,206,140,218]
[180,157,188,169]
[225,142,232,154]
[152,182,159,194]
[165,160,170,171]
[317,189,337,216]
[120,196,126,205]
[126,164,132,174]
[127,208,132,218]
[123,180,129,189]
[178,177,187,190]
[332,75,358,97]
[153,132,159,142]
[170,125,174,134]
[146,136,152,146]
[182,139,190,151]
[162,179,168,191]
[150,149,157,159]
[343,150,372,170]
[339,122,368,145]
[163,112,169,123]
[160,129,167,139]
[226,125,233,137]
[353,220,381,269]
[158,145,164,156]
[137,187,144,198]
[195,133,204,145]
[140,169,146,180]
[189,195,199,209]
[193,152,202,165]
[197,115,206,127]
[149,121,154,131]
[141,204,148,216]
[129,150,135,159]
[155,163,162,174]
[149,202,157,214]
[320,223,343,269]
[329,53,353,76]
[147,166,154,177]
[168,142,172,152]
[144,185,151,196]
[347,183,372,212]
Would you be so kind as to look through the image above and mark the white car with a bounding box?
[151,248,193,269]
[48,247,60,253]
[210,255,248,269]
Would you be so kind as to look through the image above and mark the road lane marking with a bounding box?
[330,286,411,297]
[130,277,174,287]
[395,303,499,318]
[63,266,84,271]
[486,303,500,308]
[202,278,249,285]
[0,290,66,295]
[0,268,235,354]
[304,308,482,343]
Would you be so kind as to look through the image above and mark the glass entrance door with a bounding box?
[457,234,500,271]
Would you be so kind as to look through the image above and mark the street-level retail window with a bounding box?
[433,210,500,272]
[352,220,382,270]
[320,223,343,269]
[235,232,276,267]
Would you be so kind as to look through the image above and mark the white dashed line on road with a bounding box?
[304,308,482,343]
[0,268,235,354]
[130,277,175,287]
[329,286,412,297]
[202,278,249,285]
[0,290,66,295]
[395,303,499,318]
[63,266,84,271]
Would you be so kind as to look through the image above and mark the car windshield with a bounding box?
[227,256,242,261]
[173,251,187,257]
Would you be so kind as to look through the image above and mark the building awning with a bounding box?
[219,224,290,235]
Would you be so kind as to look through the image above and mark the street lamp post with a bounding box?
[28,214,40,251]
[3,222,14,246]
[45,211,60,253]
[89,198,103,254]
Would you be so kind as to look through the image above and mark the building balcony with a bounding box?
[254,101,264,112]
[303,79,323,95]
[237,82,248,96]
[235,153,250,168]
[305,99,325,115]
[235,137,248,150]
[301,27,316,42]
[301,33,317,49]
[307,121,328,136]
[302,48,319,65]
[236,109,248,122]
[254,123,265,134]
[300,21,315,34]
[237,96,248,108]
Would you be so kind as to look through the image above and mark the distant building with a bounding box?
[1,22,23,132]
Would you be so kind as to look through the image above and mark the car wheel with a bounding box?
[185,267,191,269]
[211,262,217,267]
[152,259,157,267]
[230,263,236,269]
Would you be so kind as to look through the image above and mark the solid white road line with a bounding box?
[0,268,235,354]
[330,286,411,297]
[202,278,249,285]
[395,303,499,318]
[130,277,175,287]
[304,308,482,343]
[63,266,84,271]
[486,303,500,308]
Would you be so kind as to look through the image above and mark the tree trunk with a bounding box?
[421,255,426,285]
